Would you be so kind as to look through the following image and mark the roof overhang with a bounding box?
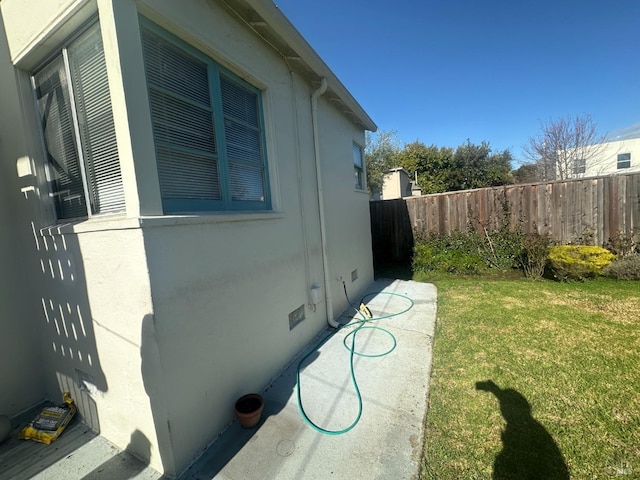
[217,0,377,132]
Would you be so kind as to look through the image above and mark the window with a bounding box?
[573,158,586,175]
[140,22,270,213]
[32,22,124,221]
[353,143,364,190]
[617,153,631,170]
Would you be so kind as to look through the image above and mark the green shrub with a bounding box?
[547,245,615,281]
[480,227,525,271]
[519,234,551,280]
[413,232,487,275]
[602,254,640,280]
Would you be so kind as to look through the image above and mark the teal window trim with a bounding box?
[140,17,271,213]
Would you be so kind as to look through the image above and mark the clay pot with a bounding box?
[234,393,264,428]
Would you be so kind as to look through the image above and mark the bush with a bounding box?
[547,245,615,281]
[602,254,640,280]
[606,230,639,257]
[519,234,551,280]
[480,227,525,271]
[413,232,487,275]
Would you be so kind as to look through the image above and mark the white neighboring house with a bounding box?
[572,135,640,178]
[0,0,376,476]
[381,168,422,199]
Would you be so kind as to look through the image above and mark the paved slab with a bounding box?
[182,279,437,480]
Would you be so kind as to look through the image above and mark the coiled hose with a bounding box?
[296,282,414,435]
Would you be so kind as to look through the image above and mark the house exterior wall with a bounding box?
[0,13,46,417]
[582,137,640,177]
[1,0,165,470]
[133,0,373,472]
[1,0,374,476]
[382,169,411,199]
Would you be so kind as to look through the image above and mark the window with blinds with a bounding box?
[353,142,364,190]
[141,22,270,213]
[33,22,124,220]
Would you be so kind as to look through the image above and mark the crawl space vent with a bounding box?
[289,304,306,330]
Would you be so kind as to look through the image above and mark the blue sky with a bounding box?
[275,0,640,164]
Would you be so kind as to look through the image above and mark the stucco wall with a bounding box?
[317,98,374,311]
[33,226,161,468]
[382,169,412,200]
[584,137,640,177]
[0,13,46,417]
[0,0,164,470]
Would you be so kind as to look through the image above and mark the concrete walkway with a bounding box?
[181,279,437,480]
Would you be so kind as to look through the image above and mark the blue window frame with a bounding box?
[140,20,270,213]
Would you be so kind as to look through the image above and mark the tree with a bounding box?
[397,142,453,194]
[365,130,402,196]
[523,114,606,181]
[512,163,539,184]
[446,140,513,191]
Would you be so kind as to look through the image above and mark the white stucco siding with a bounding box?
[0,12,46,417]
[1,0,97,69]
[584,138,640,177]
[317,99,375,315]
[143,217,326,471]
[32,226,162,470]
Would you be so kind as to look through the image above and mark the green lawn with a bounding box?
[419,275,640,479]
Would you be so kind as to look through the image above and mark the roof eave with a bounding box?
[220,0,377,132]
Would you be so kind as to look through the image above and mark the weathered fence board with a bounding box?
[370,172,640,266]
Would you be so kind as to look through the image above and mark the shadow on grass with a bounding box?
[476,380,569,480]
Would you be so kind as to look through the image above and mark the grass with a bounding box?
[418,273,640,479]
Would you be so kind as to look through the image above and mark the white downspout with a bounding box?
[311,78,339,328]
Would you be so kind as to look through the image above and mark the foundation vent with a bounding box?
[289,304,306,330]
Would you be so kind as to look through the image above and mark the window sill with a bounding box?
[40,211,285,235]
[139,211,285,228]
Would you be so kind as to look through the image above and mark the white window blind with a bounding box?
[33,22,124,220]
[143,29,220,206]
[141,22,269,213]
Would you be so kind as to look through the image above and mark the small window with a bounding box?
[353,143,364,190]
[141,22,270,213]
[32,22,124,220]
[617,153,631,170]
[573,158,586,175]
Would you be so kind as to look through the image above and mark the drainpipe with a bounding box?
[311,78,339,328]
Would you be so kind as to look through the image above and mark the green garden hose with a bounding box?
[296,283,414,435]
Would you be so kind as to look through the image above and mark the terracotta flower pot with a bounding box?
[234,393,264,428]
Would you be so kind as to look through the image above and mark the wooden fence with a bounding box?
[370,172,640,266]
